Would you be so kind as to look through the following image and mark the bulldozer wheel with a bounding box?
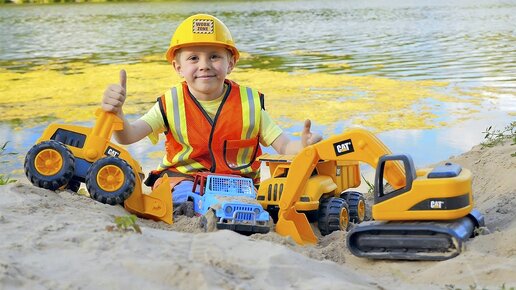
[341,191,366,223]
[201,208,218,232]
[318,197,349,235]
[86,157,135,205]
[24,140,75,191]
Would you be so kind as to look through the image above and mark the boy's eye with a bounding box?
[187,55,198,61]
[211,54,221,60]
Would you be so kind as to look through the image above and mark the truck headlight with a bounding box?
[224,206,233,215]
[254,208,261,215]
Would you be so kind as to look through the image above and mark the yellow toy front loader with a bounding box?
[275,128,484,260]
[24,109,173,224]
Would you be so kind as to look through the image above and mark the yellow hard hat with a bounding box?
[165,14,240,63]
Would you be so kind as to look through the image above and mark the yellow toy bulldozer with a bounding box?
[24,109,173,224]
[273,128,484,260]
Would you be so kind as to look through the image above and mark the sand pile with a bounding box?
[0,140,514,290]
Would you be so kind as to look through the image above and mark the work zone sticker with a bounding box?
[192,19,214,34]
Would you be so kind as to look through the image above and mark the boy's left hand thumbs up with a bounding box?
[120,69,127,92]
[301,119,322,147]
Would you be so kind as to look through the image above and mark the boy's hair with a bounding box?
[173,47,235,63]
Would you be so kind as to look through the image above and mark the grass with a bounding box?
[480,121,516,156]
[361,174,375,195]
[0,142,17,185]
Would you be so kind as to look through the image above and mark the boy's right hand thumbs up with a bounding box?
[102,69,127,115]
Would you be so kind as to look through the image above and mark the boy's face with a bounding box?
[173,45,235,100]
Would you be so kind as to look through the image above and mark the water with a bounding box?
[0,0,515,178]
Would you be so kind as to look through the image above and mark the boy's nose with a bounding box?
[198,57,211,70]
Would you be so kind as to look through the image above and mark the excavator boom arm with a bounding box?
[276,128,406,244]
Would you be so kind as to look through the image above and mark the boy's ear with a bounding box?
[172,60,182,76]
[227,55,236,74]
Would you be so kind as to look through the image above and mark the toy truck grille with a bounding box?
[266,183,284,202]
[209,175,255,196]
[233,205,257,221]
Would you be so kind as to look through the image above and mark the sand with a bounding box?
[1,139,515,290]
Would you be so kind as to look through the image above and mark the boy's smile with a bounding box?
[173,45,235,101]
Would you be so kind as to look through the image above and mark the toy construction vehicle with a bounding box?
[182,172,271,234]
[274,128,484,261]
[24,109,173,224]
[257,154,366,236]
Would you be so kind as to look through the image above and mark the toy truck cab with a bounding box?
[186,172,271,234]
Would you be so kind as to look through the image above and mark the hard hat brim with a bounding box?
[165,42,240,64]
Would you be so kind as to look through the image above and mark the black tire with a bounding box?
[24,140,75,191]
[200,208,218,232]
[318,197,349,236]
[340,191,366,223]
[85,157,135,205]
[65,178,81,193]
[175,201,195,217]
[267,217,275,232]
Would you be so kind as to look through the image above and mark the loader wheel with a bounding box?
[24,140,75,191]
[86,157,135,205]
[201,208,218,232]
[318,197,349,236]
[341,191,366,223]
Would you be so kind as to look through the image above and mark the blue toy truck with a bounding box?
[185,172,272,234]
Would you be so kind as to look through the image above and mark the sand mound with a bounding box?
[1,140,514,289]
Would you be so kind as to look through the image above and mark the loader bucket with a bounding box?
[124,174,173,224]
[276,207,317,245]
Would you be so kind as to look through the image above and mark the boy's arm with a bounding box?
[271,119,322,154]
[101,69,152,145]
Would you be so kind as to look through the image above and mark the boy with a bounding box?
[102,14,321,204]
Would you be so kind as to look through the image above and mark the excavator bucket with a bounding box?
[124,174,173,224]
[275,146,319,245]
[276,207,317,245]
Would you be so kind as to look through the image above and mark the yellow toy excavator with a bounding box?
[274,128,484,260]
[24,109,173,224]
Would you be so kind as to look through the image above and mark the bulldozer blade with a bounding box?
[276,207,317,245]
[124,175,173,224]
[144,175,173,224]
[347,209,484,261]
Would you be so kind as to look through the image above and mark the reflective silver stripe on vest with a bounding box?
[245,87,257,139]
[238,86,260,174]
[170,86,197,173]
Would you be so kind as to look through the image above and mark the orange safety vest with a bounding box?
[156,79,264,181]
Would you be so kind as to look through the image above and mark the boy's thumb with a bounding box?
[120,69,127,92]
[303,119,311,134]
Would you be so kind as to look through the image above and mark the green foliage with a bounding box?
[0,142,17,185]
[480,122,516,156]
[109,214,142,234]
[500,283,515,290]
